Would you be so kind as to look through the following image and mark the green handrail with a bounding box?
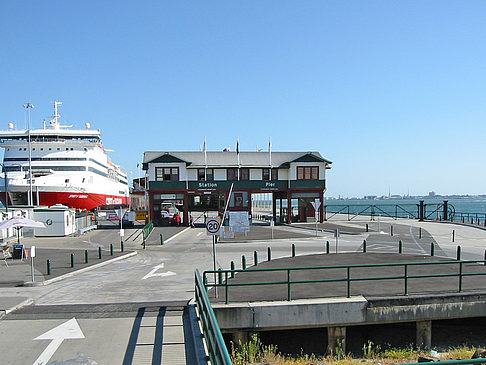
[203,259,486,304]
[399,359,486,365]
[195,269,232,365]
[142,221,153,241]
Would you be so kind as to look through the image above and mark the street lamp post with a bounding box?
[23,103,34,206]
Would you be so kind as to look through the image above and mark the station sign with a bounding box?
[206,217,221,236]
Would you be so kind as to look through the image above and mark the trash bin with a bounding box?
[13,244,24,259]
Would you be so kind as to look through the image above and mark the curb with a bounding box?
[33,251,138,286]
[0,297,34,319]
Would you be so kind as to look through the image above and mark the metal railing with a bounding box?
[324,203,455,221]
[204,259,486,304]
[195,269,232,365]
[142,221,153,241]
[400,359,486,365]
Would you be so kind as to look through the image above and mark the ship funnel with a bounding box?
[7,123,14,130]
[85,122,91,129]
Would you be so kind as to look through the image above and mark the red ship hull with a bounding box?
[1,191,130,211]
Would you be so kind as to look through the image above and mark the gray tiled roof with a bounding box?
[143,151,332,168]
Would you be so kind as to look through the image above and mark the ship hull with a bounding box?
[1,191,130,211]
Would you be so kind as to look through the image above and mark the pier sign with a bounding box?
[206,217,221,235]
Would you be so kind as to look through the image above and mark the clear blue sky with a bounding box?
[2,1,485,198]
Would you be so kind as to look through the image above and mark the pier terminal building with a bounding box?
[143,150,331,226]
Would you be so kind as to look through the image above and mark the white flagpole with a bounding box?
[269,137,272,167]
[237,136,240,180]
[203,136,207,180]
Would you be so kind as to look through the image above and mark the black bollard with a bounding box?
[121,242,125,252]
[98,247,102,259]
[391,225,393,236]
[160,233,164,245]
[452,230,455,242]
[254,251,258,266]
[366,223,369,232]
[399,240,403,254]
[230,261,235,278]
[47,259,51,275]
[419,227,422,239]
[110,244,114,256]
[242,255,246,270]
[292,244,296,257]
[326,241,330,254]
[363,239,367,253]
[457,246,462,260]
[85,250,89,264]
[70,253,75,268]
[430,242,435,256]
[267,247,271,261]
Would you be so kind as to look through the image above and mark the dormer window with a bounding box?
[297,166,319,180]
[155,167,179,181]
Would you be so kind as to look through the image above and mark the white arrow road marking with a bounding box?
[142,262,176,280]
[33,317,85,365]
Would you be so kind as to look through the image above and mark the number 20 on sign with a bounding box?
[206,217,221,235]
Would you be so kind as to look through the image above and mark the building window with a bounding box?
[197,168,214,181]
[156,167,179,181]
[297,166,319,180]
[262,168,278,180]
[234,193,243,207]
[227,168,238,180]
[240,168,249,180]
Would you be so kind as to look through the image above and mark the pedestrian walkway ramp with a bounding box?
[2,301,207,365]
[122,304,207,365]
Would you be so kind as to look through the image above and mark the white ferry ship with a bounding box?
[0,101,130,210]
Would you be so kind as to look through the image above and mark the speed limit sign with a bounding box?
[206,217,221,235]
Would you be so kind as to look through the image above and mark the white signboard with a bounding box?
[160,194,177,200]
[206,217,221,236]
[311,199,321,212]
[229,211,250,232]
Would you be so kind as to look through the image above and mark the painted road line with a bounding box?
[33,318,85,365]
[164,227,191,244]
[142,262,176,280]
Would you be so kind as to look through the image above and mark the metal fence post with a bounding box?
[404,264,408,296]
[459,262,463,292]
[287,269,291,301]
[347,267,351,298]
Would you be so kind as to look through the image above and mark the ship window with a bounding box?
[24,148,26,151]
[57,148,60,150]
[49,148,52,151]
[65,179,69,183]
[71,148,73,150]
[33,148,35,151]
[66,148,69,150]
[19,148,21,151]
[40,148,43,151]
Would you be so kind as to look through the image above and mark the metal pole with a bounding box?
[23,103,34,206]
[30,256,35,282]
[213,235,217,297]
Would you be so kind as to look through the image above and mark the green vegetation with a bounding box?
[230,335,479,365]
